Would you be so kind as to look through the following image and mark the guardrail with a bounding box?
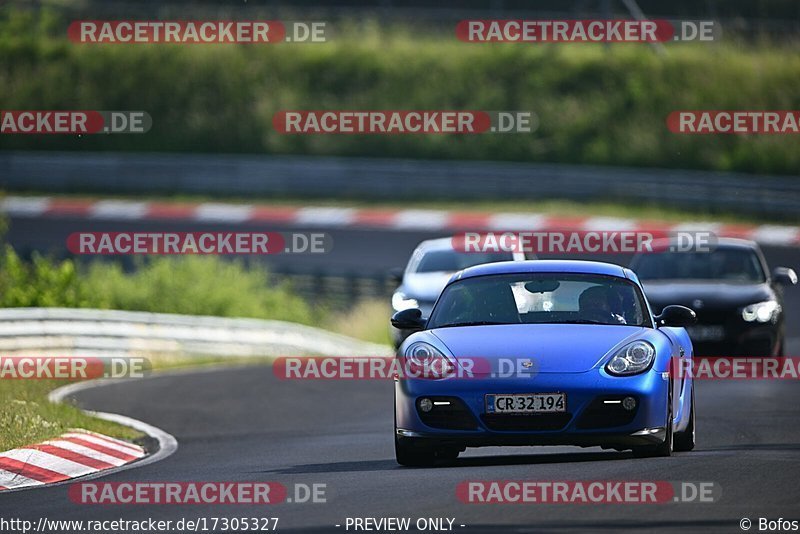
[0,308,393,359]
[2,151,798,219]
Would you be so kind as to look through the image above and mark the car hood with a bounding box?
[641,281,772,312]
[401,272,455,302]
[429,324,648,373]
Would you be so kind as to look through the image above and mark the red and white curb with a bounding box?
[0,379,178,493]
[2,195,798,247]
[0,430,145,491]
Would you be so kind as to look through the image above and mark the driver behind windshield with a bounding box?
[578,285,627,324]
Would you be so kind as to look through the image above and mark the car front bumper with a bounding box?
[395,368,672,449]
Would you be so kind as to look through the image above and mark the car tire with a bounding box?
[394,435,459,467]
[673,385,695,452]
[633,386,673,458]
[395,434,435,467]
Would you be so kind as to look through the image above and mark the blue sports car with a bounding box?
[391,260,697,466]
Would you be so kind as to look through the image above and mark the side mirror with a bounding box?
[391,308,425,331]
[655,305,697,327]
[388,267,404,285]
[772,267,798,286]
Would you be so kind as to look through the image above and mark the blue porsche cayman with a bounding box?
[391,260,697,466]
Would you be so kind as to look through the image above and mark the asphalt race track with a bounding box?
[2,213,800,533]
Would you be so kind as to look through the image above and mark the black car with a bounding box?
[630,238,797,356]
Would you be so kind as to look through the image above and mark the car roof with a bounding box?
[414,237,459,252]
[708,237,760,250]
[454,259,628,281]
[644,236,760,252]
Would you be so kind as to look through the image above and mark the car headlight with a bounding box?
[741,301,780,323]
[605,341,656,376]
[392,291,419,312]
[403,342,455,379]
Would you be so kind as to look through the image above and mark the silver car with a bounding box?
[389,237,526,348]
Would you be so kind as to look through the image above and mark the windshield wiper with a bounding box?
[436,321,508,328]
[560,319,607,325]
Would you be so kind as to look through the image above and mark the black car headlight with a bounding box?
[605,341,656,376]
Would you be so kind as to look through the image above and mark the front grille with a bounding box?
[576,397,638,429]
[693,308,733,326]
[480,413,572,431]
[417,397,479,430]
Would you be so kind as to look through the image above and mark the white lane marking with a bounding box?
[295,207,356,226]
[670,221,723,233]
[0,197,51,217]
[582,216,638,231]
[751,225,800,246]
[194,203,254,223]
[393,210,448,230]
[487,213,548,231]
[90,200,149,220]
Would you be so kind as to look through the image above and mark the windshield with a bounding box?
[411,250,513,273]
[633,249,766,283]
[428,273,651,328]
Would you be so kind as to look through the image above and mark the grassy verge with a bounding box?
[323,298,393,346]
[0,248,323,452]
[0,379,143,452]
[1,11,799,174]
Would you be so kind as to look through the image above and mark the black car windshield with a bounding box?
[412,250,513,273]
[633,249,766,283]
[428,273,651,328]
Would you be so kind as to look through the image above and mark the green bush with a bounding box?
[1,10,799,174]
[0,246,314,324]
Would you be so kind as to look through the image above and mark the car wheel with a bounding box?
[673,384,695,452]
[394,434,459,467]
[394,434,435,467]
[633,386,673,458]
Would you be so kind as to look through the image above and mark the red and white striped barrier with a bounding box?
[0,429,145,491]
[2,195,798,247]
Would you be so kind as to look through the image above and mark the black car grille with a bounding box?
[417,397,479,430]
[576,397,638,429]
[480,413,572,431]
[693,308,734,326]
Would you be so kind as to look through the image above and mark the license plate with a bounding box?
[686,325,725,341]
[486,393,566,414]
